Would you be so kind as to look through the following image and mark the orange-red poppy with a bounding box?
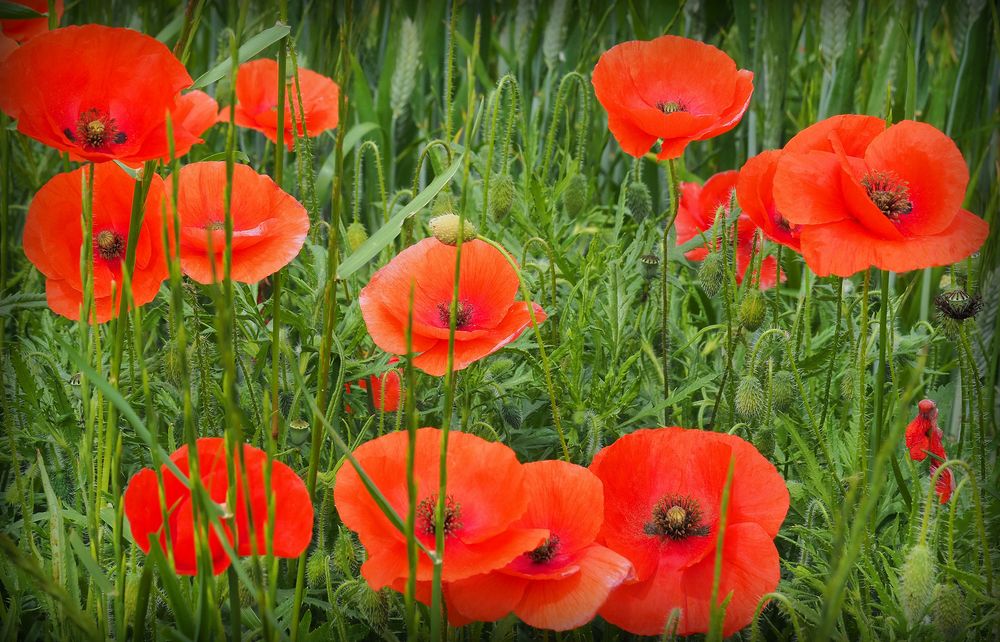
[590,428,789,637]
[359,238,547,377]
[0,0,62,43]
[736,150,801,252]
[592,35,753,160]
[772,116,989,276]
[166,90,219,160]
[124,437,313,575]
[333,428,548,590]
[345,357,402,413]
[445,460,633,631]
[0,25,200,163]
[904,399,952,504]
[232,59,340,149]
[23,163,168,323]
[171,161,309,284]
[675,170,782,289]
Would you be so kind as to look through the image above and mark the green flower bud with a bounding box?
[735,375,766,421]
[698,252,725,297]
[626,180,653,223]
[931,582,969,640]
[346,221,368,252]
[488,173,516,221]
[306,551,329,588]
[333,526,357,577]
[771,371,795,412]
[839,370,855,402]
[739,290,767,331]
[900,544,936,626]
[562,173,588,217]
[429,214,476,246]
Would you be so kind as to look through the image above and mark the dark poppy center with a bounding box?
[416,494,463,537]
[437,301,473,329]
[67,108,127,150]
[644,495,710,541]
[526,534,560,564]
[862,170,912,221]
[657,100,686,114]
[95,229,125,262]
[934,289,982,321]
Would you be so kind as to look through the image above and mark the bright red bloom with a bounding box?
[232,59,340,149]
[592,35,753,160]
[445,460,633,631]
[124,437,313,575]
[166,90,219,160]
[736,150,801,252]
[359,238,547,376]
[590,428,789,637]
[171,161,309,284]
[0,0,62,43]
[0,25,200,163]
[675,170,782,289]
[345,357,402,413]
[23,164,168,323]
[904,399,952,504]
[334,428,548,590]
[772,115,989,276]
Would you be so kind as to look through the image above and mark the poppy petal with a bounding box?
[772,150,852,225]
[446,572,527,623]
[783,114,885,155]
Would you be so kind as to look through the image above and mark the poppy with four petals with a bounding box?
[23,163,168,323]
[232,58,340,149]
[171,161,309,284]
[359,237,546,376]
[590,427,789,637]
[124,437,314,575]
[0,25,200,163]
[0,0,62,43]
[592,35,753,160]
[772,115,989,276]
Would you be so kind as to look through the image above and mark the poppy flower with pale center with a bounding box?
[904,399,952,504]
[345,356,402,413]
[772,115,989,277]
[359,238,547,377]
[0,25,202,163]
[592,35,753,160]
[675,170,782,289]
[124,437,313,575]
[232,58,340,149]
[334,428,548,591]
[445,460,634,631]
[171,161,309,284]
[736,150,802,252]
[23,163,168,323]
[590,427,789,637]
[0,0,62,43]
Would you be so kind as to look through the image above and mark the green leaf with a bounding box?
[112,160,142,180]
[197,150,251,164]
[0,1,44,19]
[191,23,291,89]
[336,152,464,280]
[68,532,116,596]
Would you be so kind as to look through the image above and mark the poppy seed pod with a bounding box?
[488,173,516,221]
[739,290,767,331]
[899,544,936,626]
[639,253,660,280]
[735,375,767,421]
[562,174,588,217]
[429,214,477,246]
[626,180,653,223]
[347,220,369,252]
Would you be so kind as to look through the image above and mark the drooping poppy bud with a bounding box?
[899,543,936,626]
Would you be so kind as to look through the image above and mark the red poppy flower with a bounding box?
[124,437,313,575]
[333,428,548,590]
[904,399,952,504]
[232,59,340,149]
[171,161,309,283]
[736,150,801,252]
[0,0,62,43]
[345,357,402,413]
[590,427,789,637]
[0,25,199,163]
[359,238,547,377]
[772,116,989,276]
[445,460,633,631]
[592,35,753,160]
[23,163,168,323]
[166,90,219,160]
[675,170,782,289]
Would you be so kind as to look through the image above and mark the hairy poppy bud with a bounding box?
[488,173,516,221]
[346,220,368,252]
[429,214,476,246]
[333,526,357,577]
[931,582,969,640]
[306,551,329,588]
[900,544,936,626]
[698,251,725,296]
[739,290,767,331]
[771,370,795,411]
[839,370,855,402]
[735,375,766,421]
[562,173,588,217]
[626,180,653,223]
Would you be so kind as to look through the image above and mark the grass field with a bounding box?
[0,0,998,640]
